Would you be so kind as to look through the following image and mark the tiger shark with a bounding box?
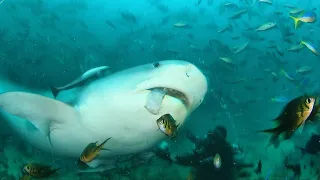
[0,60,207,166]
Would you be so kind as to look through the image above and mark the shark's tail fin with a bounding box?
[0,91,80,147]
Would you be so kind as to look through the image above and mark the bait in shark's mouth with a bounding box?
[144,87,188,115]
[145,88,167,115]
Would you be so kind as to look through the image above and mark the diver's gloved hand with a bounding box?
[231,144,244,154]
[174,154,201,166]
[173,154,189,164]
[186,130,200,144]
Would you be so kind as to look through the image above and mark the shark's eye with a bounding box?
[153,62,160,68]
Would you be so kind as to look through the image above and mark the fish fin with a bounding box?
[50,86,59,99]
[0,92,80,147]
[84,159,116,171]
[50,168,60,175]
[271,118,282,125]
[279,69,285,75]
[55,87,81,107]
[283,130,294,140]
[257,125,284,134]
[308,120,315,124]
[98,137,112,148]
[298,124,305,134]
[101,148,112,151]
[85,159,103,169]
[297,118,307,133]
[265,134,280,148]
[289,16,299,29]
[297,147,307,156]
[77,164,115,173]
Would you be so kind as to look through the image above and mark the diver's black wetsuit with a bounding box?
[175,126,236,180]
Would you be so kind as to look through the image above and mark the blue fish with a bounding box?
[290,10,317,28]
[299,77,311,86]
[280,69,296,81]
[265,168,273,180]
[271,95,289,103]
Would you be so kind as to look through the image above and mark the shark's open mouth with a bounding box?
[153,87,189,106]
[144,87,189,115]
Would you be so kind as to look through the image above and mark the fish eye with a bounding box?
[26,166,29,169]
[306,98,312,103]
[153,62,160,68]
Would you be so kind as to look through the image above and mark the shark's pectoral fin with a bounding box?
[0,91,80,146]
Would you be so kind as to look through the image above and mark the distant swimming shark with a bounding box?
[0,60,207,168]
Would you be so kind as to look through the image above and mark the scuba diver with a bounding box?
[153,125,256,180]
[174,125,236,180]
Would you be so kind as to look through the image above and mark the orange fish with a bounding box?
[257,95,316,145]
[80,137,112,163]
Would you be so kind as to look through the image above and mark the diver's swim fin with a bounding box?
[0,91,80,147]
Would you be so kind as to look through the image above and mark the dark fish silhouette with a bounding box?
[254,160,262,174]
[297,133,320,155]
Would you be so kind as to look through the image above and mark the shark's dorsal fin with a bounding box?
[0,91,80,146]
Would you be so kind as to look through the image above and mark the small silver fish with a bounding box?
[259,0,272,5]
[256,22,276,31]
[296,66,312,74]
[232,42,249,54]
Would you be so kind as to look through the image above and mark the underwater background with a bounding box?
[0,0,320,179]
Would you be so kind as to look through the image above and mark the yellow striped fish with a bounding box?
[156,114,179,138]
[300,40,319,56]
[290,11,316,29]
